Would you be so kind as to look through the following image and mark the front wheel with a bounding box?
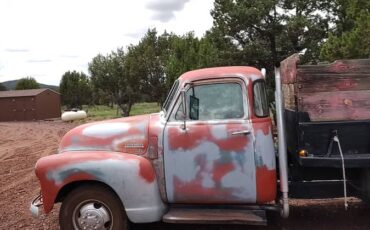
[59,184,130,230]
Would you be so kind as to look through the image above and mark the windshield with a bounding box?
[162,80,179,115]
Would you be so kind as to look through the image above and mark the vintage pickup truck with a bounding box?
[30,54,370,230]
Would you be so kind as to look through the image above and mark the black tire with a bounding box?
[59,184,131,230]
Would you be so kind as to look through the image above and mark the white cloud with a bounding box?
[146,0,190,22]
[5,48,30,53]
[0,0,214,86]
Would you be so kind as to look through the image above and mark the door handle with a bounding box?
[231,130,251,135]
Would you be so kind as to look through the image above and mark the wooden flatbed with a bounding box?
[280,54,370,201]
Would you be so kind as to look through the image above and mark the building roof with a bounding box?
[0,88,59,98]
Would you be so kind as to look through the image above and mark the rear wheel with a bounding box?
[59,184,130,230]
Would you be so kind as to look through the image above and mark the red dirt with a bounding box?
[0,121,369,230]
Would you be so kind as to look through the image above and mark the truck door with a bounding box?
[163,79,257,204]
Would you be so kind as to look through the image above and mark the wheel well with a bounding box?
[55,180,122,205]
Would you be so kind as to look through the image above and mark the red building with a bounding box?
[0,89,61,121]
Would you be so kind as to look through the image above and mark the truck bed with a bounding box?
[280,54,370,170]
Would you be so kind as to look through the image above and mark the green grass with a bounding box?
[80,102,160,122]
[129,102,161,116]
[83,105,120,120]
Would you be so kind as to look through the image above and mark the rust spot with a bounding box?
[343,99,353,106]
[148,136,159,159]
[330,61,353,73]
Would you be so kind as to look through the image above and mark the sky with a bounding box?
[0,0,214,86]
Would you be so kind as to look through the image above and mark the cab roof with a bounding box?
[178,66,263,83]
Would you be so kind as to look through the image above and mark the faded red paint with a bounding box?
[165,122,258,203]
[168,126,207,150]
[165,69,276,204]
[40,172,95,213]
[252,117,272,135]
[115,127,148,154]
[171,152,237,202]
[330,61,353,73]
[137,157,156,183]
[59,115,150,154]
[252,115,276,203]
[36,154,99,213]
[35,151,120,172]
[212,162,235,183]
[335,78,356,91]
[299,90,370,121]
[147,114,164,157]
[256,166,277,203]
[173,176,234,203]
[168,123,250,152]
[179,66,262,84]
[280,53,300,84]
[35,151,156,213]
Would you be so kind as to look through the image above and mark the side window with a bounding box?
[163,80,179,113]
[253,80,269,117]
[176,82,245,120]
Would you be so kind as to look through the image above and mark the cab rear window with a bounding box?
[253,80,269,117]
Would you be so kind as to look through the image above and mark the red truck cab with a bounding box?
[162,66,276,204]
[31,66,279,229]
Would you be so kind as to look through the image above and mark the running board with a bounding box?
[163,208,267,225]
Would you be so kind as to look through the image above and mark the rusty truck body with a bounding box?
[30,55,370,229]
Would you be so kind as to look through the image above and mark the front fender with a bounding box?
[35,151,166,223]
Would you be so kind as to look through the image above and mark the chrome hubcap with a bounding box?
[74,201,112,230]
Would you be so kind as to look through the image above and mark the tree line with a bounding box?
[57,0,369,116]
[60,31,218,115]
[0,77,40,91]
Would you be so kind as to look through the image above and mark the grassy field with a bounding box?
[130,102,161,116]
[81,102,160,121]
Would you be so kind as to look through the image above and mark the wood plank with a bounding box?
[280,53,300,84]
[297,73,370,93]
[298,90,370,121]
[282,83,296,109]
[298,59,370,74]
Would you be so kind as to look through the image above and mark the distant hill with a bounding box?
[1,80,59,91]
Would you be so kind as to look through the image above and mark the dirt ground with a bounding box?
[0,121,369,230]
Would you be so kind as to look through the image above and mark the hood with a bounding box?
[59,114,154,154]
